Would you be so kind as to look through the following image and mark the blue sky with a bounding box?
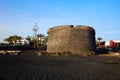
[0,0,120,41]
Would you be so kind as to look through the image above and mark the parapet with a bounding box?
[48,25,95,34]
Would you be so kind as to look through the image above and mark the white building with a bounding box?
[0,41,9,46]
[104,41,110,47]
[21,39,29,45]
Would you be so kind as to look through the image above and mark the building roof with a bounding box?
[0,41,9,44]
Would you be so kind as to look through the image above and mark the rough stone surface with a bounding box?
[47,25,96,55]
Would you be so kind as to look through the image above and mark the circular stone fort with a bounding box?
[47,25,96,55]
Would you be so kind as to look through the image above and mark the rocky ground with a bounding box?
[0,55,120,80]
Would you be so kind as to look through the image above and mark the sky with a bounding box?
[0,0,120,41]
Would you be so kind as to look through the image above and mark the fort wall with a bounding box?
[47,25,96,55]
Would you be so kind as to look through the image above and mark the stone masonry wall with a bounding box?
[47,25,96,55]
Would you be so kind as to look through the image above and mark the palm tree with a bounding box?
[4,36,14,44]
[4,35,22,46]
[26,36,31,42]
[44,36,48,44]
[37,34,45,38]
[17,36,22,45]
[97,37,102,48]
[29,39,38,48]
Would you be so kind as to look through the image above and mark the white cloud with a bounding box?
[104,30,120,34]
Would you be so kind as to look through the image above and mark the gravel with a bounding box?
[0,55,120,80]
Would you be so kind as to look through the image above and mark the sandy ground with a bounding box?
[0,55,120,80]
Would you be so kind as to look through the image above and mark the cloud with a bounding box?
[104,30,120,34]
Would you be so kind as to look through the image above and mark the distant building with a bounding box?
[104,40,120,48]
[21,39,29,45]
[96,40,120,48]
[0,41,9,46]
[38,36,45,45]
[96,41,105,48]
[0,39,29,46]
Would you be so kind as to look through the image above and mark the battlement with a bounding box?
[48,25,95,34]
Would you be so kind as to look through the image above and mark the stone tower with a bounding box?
[47,25,96,55]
